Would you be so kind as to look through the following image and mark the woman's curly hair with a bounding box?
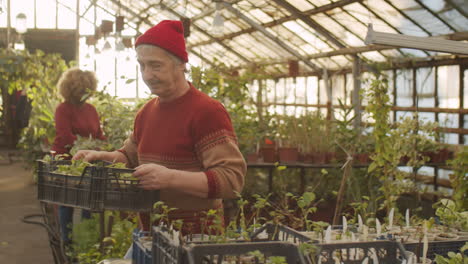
[57,68,97,104]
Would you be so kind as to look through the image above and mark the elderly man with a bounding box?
[73,20,246,233]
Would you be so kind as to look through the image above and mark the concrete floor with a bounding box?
[0,155,55,264]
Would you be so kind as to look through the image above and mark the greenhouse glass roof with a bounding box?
[57,0,468,74]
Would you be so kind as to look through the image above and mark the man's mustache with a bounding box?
[146,79,161,86]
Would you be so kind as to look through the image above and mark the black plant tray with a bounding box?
[152,224,313,264]
[404,239,468,260]
[315,240,408,264]
[37,160,159,211]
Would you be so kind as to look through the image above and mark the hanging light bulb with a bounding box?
[115,35,125,52]
[15,13,28,34]
[211,2,224,37]
[102,39,112,51]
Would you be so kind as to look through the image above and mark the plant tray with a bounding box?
[152,224,313,264]
[133,229,153,264]
[152,226,180,264]
[315,241,408,264]
[37,160,159,211]
[404,239,467,260]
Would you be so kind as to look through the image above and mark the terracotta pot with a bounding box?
[300,152,314,163]
[278,147,299,163]
[400,155,410,165]
[310,200,336,223]
[313,152,327,164]
[260,146,277,163]
[354,153,371,164]
[424,148,452,163]
[246,153,260,163]
[325,152,338,163]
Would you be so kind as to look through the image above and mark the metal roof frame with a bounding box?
[83,0,468,76]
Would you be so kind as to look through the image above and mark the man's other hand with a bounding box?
[133,163,174,190]
[72,150,103,162]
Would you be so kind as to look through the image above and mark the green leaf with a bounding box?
[277,165,287,171]
[368,162,377,173]
[302,192,316,205]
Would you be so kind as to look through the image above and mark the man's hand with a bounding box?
[73,150,129,165]
[133,163,175,190]
[72,150,103,162]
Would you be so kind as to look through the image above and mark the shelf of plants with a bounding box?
[36,159,160,211]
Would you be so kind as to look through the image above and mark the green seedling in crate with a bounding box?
[247,250,288,264]
[53,159,93,176]
[434,242,468,264]
[105,162,137,180]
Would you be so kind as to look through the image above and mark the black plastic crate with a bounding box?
[152,224,312,264]
[404,239,467,260]
[315,241,408,264]
[133,229,153,264]
[152,226,180,264]
[184,241,308,264]
[37,160,159,211]
[97,166,160,211]
[250,223,312,244]
[37,160,97,209]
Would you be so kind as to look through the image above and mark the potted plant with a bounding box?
[392,113,440,168]
[295,111,334,164]
[276,115,300,163]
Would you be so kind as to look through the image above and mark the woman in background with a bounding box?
[51,67,106,246]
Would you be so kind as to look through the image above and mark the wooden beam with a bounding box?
[222,1,322,72]
[189,0,360,49]
[438,127,468,135]
[330,5,390,61]
[159,2,251,64]
[304,0,363,16]
[445,0,468,19]
[414,174,452,189]
[189,48,216,68]
[261,102,468,114]
[308,45,391,59]
[382,0,431,36]
[352,56,361,128]
[414,0,457,32]
[191,0,242,21]
[392,106,468,114]
[360,1,427,56]
[127,3,158,23]
[245,32,468,63]
[107,0,153,29]
[271,0,345,48]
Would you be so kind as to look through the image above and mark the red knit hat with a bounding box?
[135,20,188,62]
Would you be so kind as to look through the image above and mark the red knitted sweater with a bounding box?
[51,102,105,154]
[120,83,246,233]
